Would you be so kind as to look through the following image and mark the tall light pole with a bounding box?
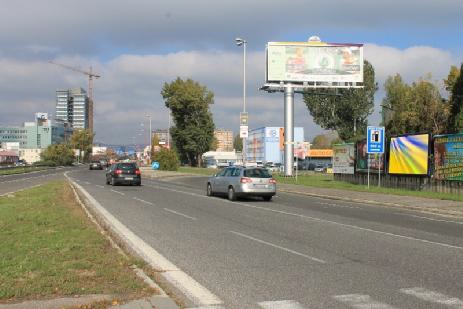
[145,115,152,163]
[235,37,247,164]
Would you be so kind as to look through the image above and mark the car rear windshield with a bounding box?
[244,168,272,178]
[117,163,137,170]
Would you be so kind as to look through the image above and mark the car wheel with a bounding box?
[228,186,236,201]
[262,196,272,201]
[206,183,213,196]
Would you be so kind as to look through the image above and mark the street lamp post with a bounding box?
[145,115,152,163]
[235,37,247,165]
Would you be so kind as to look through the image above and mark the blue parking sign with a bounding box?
[367,126,385,154]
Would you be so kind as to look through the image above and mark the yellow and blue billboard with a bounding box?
[388,134,429,175]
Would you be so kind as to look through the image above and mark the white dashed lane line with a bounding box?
[230,231,326,264]
[133,197,154,205]
[163,208,197,221]
[110,189,125,196]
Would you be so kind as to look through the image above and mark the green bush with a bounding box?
[153,148,179,171]
[40,144,75,166]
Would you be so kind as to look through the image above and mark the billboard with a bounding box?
[433,133,463,180]
[266,42,363,83]
[388,134,429,175]
[333,143,355,174]
[356,139,384,172]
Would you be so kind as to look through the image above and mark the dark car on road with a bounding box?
[89,161,103,170]
[106,162,141,186]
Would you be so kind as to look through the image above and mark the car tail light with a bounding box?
[135,169,141,175]
[269,178,277,184]
[240,177,252,183]
[115,169,122,175]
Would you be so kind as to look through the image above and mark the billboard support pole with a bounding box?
[378,155,381,187]
[367,153,370,189]
[284,85,294,176]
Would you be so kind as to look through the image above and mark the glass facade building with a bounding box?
[56,88,89,129]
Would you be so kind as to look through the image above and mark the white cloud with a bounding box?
[0,43,460,144]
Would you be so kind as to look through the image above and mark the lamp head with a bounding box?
[235,37,245,46]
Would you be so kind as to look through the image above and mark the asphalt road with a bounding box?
[67,168,463,309]
[0,166,75,196]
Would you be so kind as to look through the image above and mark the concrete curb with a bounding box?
[64,173,223,308]
[278,188,463,218]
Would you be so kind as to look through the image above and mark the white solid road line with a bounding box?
[258,300,306,308]
[406,214,463,225]
[110,189,125,196]
[400,287,463,307]
[164,208,197,220]
[146,184,463,251]
[333,294,398,309]
[133,197,154,205]
[66,175,223,307]
[230,231,326,264]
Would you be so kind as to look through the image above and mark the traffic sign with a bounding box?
[151,161,160,170]
[367,126,385,154]
[240,112,248,126]
[240,125,248,138]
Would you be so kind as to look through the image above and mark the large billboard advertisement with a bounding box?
[356,139,384,172]
[266,42,363,83]
[388,134,429,175]
[333,143,355,174]
[433,133,463,180]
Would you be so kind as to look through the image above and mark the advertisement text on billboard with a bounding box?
[434,133,463,181]
[333,143,355,174]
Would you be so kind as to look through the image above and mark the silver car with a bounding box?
[207,167,276,201]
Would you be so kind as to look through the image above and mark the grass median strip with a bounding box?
[0,181,156,303]
[0,166,49,176]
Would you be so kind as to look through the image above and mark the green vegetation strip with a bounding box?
[0,181,153,301]
[0,166,49,176]
[178,167,463,202]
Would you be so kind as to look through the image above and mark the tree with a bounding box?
[70,129,94,162]
[311,134,332,149]
[150,134,160,161]
[444,65,460,93]
[152,148,179,171]
[233,134,243,152]
[303,60,377,142]
[448,63,463,132]
[161,78,215,166]
[382,74,449,136]
[41,144,75,166]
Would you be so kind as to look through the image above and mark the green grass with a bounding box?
[178,167,463,202]
[0,166,49,176]
[0,181,154,301]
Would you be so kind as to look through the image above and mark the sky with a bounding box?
[0,0,462,145]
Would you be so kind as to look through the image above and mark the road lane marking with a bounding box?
[95,185,104,189]
[230,231,326,264]
[146,184,463,251]
[110,189,125,196]
[164,208,197,220]
[404,214,463,225]
[333,294,397,309]
[133,197,154,205]
[400,287,463,307]
[65,174,223,307]
[258,300,306,308]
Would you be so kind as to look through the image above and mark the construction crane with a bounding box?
[49,60,101,134]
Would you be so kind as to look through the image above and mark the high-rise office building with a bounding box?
[55,88,89,129]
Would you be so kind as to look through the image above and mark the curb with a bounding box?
[64,173,223,308]
[278,188,463,218]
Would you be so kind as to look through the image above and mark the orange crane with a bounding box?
[49,60,101,134]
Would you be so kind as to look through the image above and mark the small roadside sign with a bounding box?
[151,161,160,170]
[240,112,248,126]
[367,126,385,154]
[240,125,248,138]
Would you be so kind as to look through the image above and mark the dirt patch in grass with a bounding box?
[0,181,157,303]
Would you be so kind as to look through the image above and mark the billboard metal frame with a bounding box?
[261,39,364,176]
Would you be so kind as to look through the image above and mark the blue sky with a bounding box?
[0,0,461,144]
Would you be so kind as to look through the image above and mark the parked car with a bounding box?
[89,161,103,170]
[207,166,276,201]
[99,159,109,168]
[314,164,325,172]
[106,162,141,186]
